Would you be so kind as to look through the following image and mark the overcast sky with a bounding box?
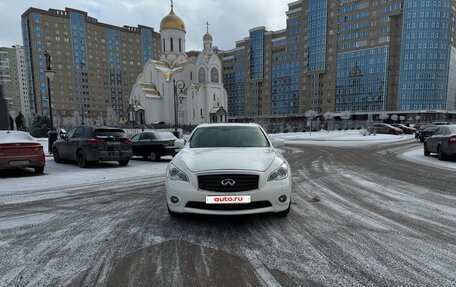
[0,0,292,51]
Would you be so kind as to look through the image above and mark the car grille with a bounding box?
[198,174,259,192]
[185,201,272,211]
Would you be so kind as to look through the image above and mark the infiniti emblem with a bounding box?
[221,179,236,186]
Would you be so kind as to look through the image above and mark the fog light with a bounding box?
[278,195,287,203]
[170,196,179,204]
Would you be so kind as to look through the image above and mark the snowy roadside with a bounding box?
[399,146,456,170]
[269,130,412,146]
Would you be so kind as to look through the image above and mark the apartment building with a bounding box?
[21,7,160,125]
[221,0,456,121]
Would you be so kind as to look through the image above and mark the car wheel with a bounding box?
[53,148,62,163]
[118,160,129,166]
[34,166,44,174]
[167,205,181,217]
[437,146,446,160]
[275,203,291,217]
[150,151,159,161]
[423,144,430,156]
[77,150,89,168]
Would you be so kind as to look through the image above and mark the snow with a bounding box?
[0,137,169,201]
[269,129,411,146]
[400,146,456,170]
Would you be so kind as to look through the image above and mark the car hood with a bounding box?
[178,148,277,173]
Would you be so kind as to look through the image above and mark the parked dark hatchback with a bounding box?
[131,131,178,161]
[424,125,456,160]
[52,126,132,168]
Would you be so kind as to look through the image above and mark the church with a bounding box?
[128,3,228,127]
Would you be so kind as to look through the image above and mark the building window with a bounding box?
[163,39,166,51]
[179,39,182,52]
[170,38,174,52]
[210,67,219,82]
[198,67,206,83]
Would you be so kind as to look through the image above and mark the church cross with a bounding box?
[206,21,209,33]
[171,0,174,9]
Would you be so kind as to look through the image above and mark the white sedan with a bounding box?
[165,123,292,216]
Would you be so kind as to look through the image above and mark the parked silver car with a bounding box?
[424,125,456,160]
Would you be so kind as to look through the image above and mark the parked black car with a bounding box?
[52,126,132,168]
[415,124,435,139]
[130,131,178,161]
[418,125,440,142]
[424,125,456,160]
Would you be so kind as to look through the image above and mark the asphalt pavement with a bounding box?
[1,139,455,286]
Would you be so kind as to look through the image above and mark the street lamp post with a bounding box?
[44,51,56,130]
[172,78,185,138]
[44,51,57,153]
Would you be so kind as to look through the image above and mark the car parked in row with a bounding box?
[418,125,440,142]
[367,123,404,135]
[130,131,178,161]
[390,124,416,134]
[52,126,132,168]
[424,125,456,160]
[0,130,45,174]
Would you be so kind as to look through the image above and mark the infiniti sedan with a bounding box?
[165,123,292,216]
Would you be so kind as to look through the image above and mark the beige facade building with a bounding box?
[21,7,161,126]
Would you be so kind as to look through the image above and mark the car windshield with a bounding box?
[189,126,270,148]
[94,129,127,138]
[154,132,177,140]
[449,125,456,133]
[0,131,35,143]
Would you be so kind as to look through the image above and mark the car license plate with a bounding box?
[9,160,30,166]
[206,195,251,204]
[107,141,120,145]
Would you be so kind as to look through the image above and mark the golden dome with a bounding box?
[160,8,185,31]
[203,32,213,41]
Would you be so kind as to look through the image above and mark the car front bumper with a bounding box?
[165,176,292,215]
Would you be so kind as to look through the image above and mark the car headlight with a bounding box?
[268,162,288,181]
[168,164,189,182]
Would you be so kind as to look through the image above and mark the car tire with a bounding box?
[424,144,430,156]
[53,148,62,163]
[77,150,89,168]
[167,205,181,217]
[34,166,44,174]
[118,160,129,166]
[275,203,291,217]
[150,151,159,162]
[437,146,446,160]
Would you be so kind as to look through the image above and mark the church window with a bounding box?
[198,67,206,83]
[210,67,219,82]
[190,71,193,80]
[179,39,182,52]
[170,38,174,51]
[163,39,166,51]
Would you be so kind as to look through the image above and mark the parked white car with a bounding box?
[165,123,292,216]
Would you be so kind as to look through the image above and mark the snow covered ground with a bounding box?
[269,129,411,146]
[2,131,452,196]
[400,146,456,170]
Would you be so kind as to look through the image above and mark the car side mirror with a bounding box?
[175,139,185,149]
[272,138,285,148]
[60,134,67,140]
